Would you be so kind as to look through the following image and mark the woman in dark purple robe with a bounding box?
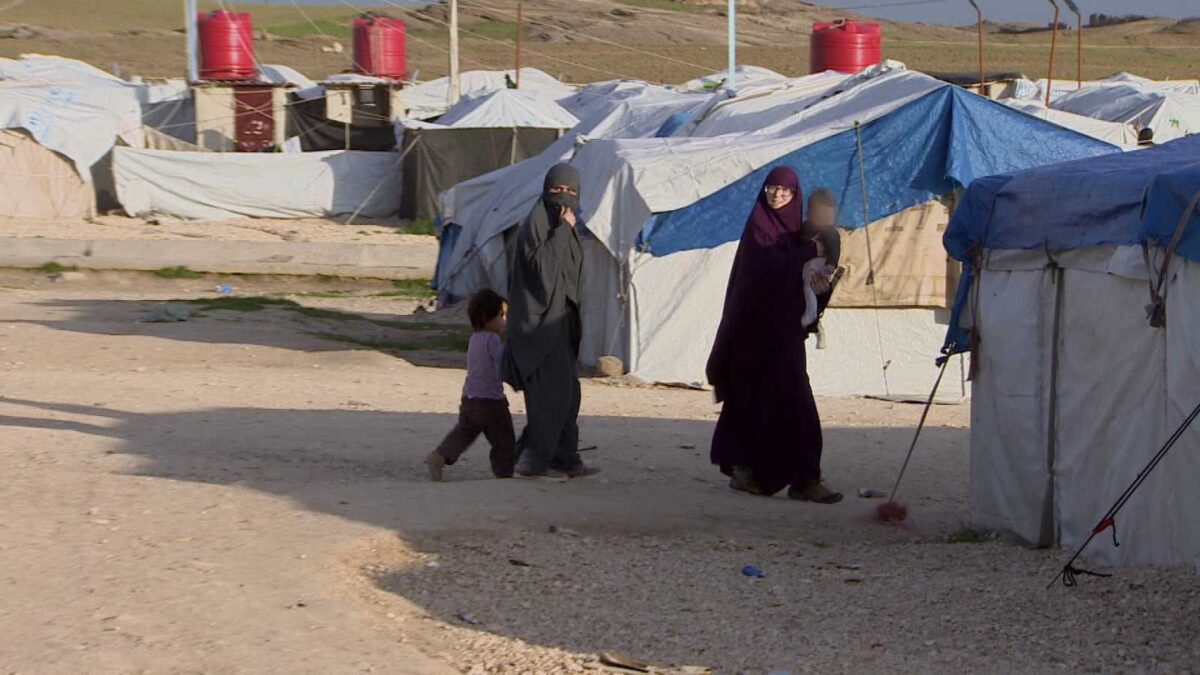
[705,166,842,503]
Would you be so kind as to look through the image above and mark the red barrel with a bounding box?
[198,10,256,80]
[810,20,882,74]
[353,17,407,79]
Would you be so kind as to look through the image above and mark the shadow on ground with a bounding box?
[1,397,1195,673]
[13,297,468,368]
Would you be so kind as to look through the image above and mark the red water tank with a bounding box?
[353,17,407,79]
[810,20,882,74]
[198,10,256,80]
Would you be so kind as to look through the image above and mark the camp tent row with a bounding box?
[942,134,1200,569]
[435,66,1122,397]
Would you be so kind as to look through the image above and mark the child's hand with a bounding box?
[810,271,832,295]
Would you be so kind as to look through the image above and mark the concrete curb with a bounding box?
[0,237,437,280]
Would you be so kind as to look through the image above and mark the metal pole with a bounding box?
[967,0,984,94]
[1045,0,1060,107]
[515,2,522,89]
[1063,0,1082,87]
[186,0,198,83]
[727,0,736,92]
[449,0,461,104]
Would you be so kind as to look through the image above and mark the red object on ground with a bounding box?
[875,500,909,523]
[810,20,882,74]
[353,16,407,79]
[198,10,256,81]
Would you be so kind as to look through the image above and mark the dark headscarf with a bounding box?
[500,163,585,389]
[542,162,581,212]
[705,166,815,401]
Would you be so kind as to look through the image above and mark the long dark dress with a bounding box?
[501,163,584,473]
[705,166,829,496]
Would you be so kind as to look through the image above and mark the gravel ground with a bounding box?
[365,529,1200,674]
[0,270,1196,673]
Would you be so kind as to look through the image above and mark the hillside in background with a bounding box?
[0,0,1197,83]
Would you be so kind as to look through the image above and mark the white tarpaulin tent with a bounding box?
[1052,83,1200,144]
[113,147,401,220]
[0,54,143,178]
[437,68,1121,396]
[402,68,575,120]
[676,65,790,93]
[422,89,579,129]
[942,136,1200,568]
[1033,72,1200,102]
[1002,99,1138,146]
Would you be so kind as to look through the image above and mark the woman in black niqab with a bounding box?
[501,163,598,478]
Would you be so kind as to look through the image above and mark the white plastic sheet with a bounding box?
[403,68,574,120]
[416,89,578,130]
[0,55,143,177]
[114,147,401,220]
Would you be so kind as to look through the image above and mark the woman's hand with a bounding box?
[560,206,577,228]
[809,270,832,295]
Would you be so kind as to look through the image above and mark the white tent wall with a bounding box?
[964,247,1200,568]
[114,148,402,221]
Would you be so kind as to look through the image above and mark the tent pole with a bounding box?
[1045,0,1060,107]
[515,2,523,89]
[185,0,198,83]
[727,0,736,92]
[967,0,984,95]
[449,0,461,105]
[1045,263,1064,547]
[1063,0,1083,87]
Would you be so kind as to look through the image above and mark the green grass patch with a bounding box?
[291,290,352,299]
[618,0,709,13]
[184,296,298,313]
[155,266,204,279]
[265,18,353,40]
[318,331,471,353]
[462,19,518,41]
[406,219,438,236]
[371,278,433,299]
[947,528,990,544]
[38,262,78,274]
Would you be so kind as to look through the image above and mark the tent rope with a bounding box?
[854,121,891,397]
[344,133,421,227]
[1047,398,1200,588]
[886,353,951,503]
[1147,187,1200,328]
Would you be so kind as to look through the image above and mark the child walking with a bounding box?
[426,289,516,481]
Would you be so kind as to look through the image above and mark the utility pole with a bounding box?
[449,0,461,104]
[1063,0,1083,87]
[185,0,198,82]
[515,2,523,88]
[967,0,984,94]
[727,0,736,92]
[1045,0,1060,106]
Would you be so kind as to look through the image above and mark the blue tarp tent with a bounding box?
[936,134,1200,568]
[942,135,1200,354]
[638,85,1120,257]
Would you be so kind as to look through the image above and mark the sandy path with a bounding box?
[0,271,1196,673]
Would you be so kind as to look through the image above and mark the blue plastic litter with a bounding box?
[741,564,766,579]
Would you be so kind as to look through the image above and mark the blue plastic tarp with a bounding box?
[1141,163,1200,260]
[941,134,1200,356]
[637,86,1120,257]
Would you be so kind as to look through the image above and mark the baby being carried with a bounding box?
[801,188,842,329]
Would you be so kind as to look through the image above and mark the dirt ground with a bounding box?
[0,268,1198,674]
[0,215,432,245]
